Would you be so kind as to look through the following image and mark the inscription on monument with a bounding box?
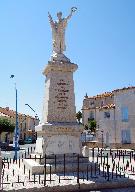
[55,79,69,109]
[45,135,80,155]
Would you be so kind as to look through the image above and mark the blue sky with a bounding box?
[0,0,135,119]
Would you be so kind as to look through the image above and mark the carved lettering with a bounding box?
[55,79,69,109]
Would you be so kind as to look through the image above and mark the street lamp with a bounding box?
[10,75,19,160]
[25,103,39,140]
[25,104,37,114]
[25,103,39,121]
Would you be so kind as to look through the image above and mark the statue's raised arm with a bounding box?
[48,12,55,28]
[66,7,77,20]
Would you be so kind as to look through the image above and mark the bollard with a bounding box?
[101,149,103,165]
[0,149,2,190]
[123,153,124,164]
[106,153,108,165]
[87,165,89,180]
[28,148,29,156]
[98,163,101,175]
[97,154,99,163]
[92,148,94,162]
[82,146,89,158]
[64,154,66,176]
[130,152,132,163]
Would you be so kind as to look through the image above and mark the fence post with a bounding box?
[0,149,2,190]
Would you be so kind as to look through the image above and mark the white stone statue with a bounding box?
[48,7,77,61]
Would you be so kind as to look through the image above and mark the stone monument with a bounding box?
[24,8,88,174]
[35,7,83,156]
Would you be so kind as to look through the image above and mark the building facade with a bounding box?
[0,107,39,142]
[82,87,135,148]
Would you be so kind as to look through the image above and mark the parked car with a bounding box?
[32,138,36,144]
[0,142,19,151]
[24,137,32,144]
[19,139,25,145]
[0,142,8,150]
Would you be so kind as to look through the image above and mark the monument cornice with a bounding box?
[43,61,78,76]
[35,123,83,133]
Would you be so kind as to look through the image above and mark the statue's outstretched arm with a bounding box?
[48,12,55,28]
[66,7,77,20]
[66,11,73,20]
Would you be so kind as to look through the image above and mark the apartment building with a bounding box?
[0,107,39,142]
[82,87,135,148]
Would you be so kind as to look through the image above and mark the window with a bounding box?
[121,107,128,122]
[121,130,131,144]
[88,111,94,120]
[90,101,94,105]
[104,111,110,118]
[101,101,104,107]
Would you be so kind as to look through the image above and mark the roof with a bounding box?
[113,86,135,93]
[0,111,9,117]
[99,104,115,110]
[85,92,113,99]
[0,107,35,119]
[85,86,135,99]
[82,104,115,110]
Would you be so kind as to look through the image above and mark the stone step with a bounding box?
[30,153,89,164]
[23,158,97,175]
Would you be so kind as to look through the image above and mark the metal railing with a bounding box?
[1,147,134,190]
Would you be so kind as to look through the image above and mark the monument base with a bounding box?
[23,122,88,174]
[23,153,96,175]
[34,122,83,156]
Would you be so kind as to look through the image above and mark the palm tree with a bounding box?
[76,111,82,124]
[0,118,15,143]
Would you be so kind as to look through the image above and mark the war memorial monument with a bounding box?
[1,7,135,192]
[24,8,89,174]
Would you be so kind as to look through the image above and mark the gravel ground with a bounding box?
[1,159,135,191]
[1,148,135,191]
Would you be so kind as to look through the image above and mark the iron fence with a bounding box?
[1,147,135,190]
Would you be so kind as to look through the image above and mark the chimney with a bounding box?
[5,107,9,111]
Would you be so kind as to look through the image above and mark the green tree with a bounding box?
[88,119,96,133]
[0,118,15,142]
[76,111,82,124]
[84,124,88,130]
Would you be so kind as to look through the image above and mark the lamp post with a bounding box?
[10,75,19,160]
[25,104,36,114]
[25,103,39,121]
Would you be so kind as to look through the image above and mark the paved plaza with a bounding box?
[1,148,135,191]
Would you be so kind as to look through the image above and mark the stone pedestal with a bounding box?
[35,59,83,156]
[24,57,85,174]
[42,60,78,123]
[35,122,82,156]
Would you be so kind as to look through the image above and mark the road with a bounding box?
[1,143,35,159]
[77,188,135,192]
